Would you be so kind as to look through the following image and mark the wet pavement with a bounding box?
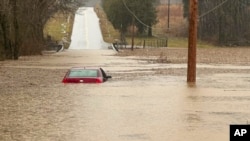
[1,49,250,141]
[69,7,107,50]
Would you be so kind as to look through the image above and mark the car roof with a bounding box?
[70,67,101,70]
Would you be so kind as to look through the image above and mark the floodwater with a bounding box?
[1,5,250,141]
[1,50,250,141]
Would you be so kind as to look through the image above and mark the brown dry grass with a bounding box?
[154,4,188,37]
[44,13,73,41]
[116,47,250,66]
[94,5,120,43]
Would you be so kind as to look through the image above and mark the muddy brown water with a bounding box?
[1,49,250,141]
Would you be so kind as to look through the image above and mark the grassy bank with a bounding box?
[44,12,74,48]
[94,5,120,43]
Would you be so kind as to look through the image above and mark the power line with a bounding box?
[122,0,230,29]
[121,0,162,30]
[198,0,229,19]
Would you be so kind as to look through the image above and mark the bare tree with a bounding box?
[0,0,83,60]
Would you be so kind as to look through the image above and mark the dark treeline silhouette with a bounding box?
[183,0,250,46]
[0,0,83,60]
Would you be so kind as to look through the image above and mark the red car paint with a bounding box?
[62,67,111,83]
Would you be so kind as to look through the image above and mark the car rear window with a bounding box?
[68,69,98,77]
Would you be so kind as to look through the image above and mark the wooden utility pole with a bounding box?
[131,17,135,51]
[165,0,170,47]
[187,0,198,83]
[167,0,170,31]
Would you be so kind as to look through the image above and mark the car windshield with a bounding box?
[68,69,98,77]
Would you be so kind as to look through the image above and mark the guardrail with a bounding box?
[111,38,168,49]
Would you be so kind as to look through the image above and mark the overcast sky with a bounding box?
[84,0,102,7]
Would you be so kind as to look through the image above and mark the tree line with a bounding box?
[102,0,158,43]
[183,0,250,46]
[0,0,83,60]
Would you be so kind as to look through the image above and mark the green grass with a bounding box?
[123,36,215,48]
[168,37,187,47]
[44,13,74,48]
[168,37,216,48]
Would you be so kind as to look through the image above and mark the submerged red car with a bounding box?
[62,67,112,83]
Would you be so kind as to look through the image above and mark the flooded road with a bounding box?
[1,49,250,141]
[69,7,107,50]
